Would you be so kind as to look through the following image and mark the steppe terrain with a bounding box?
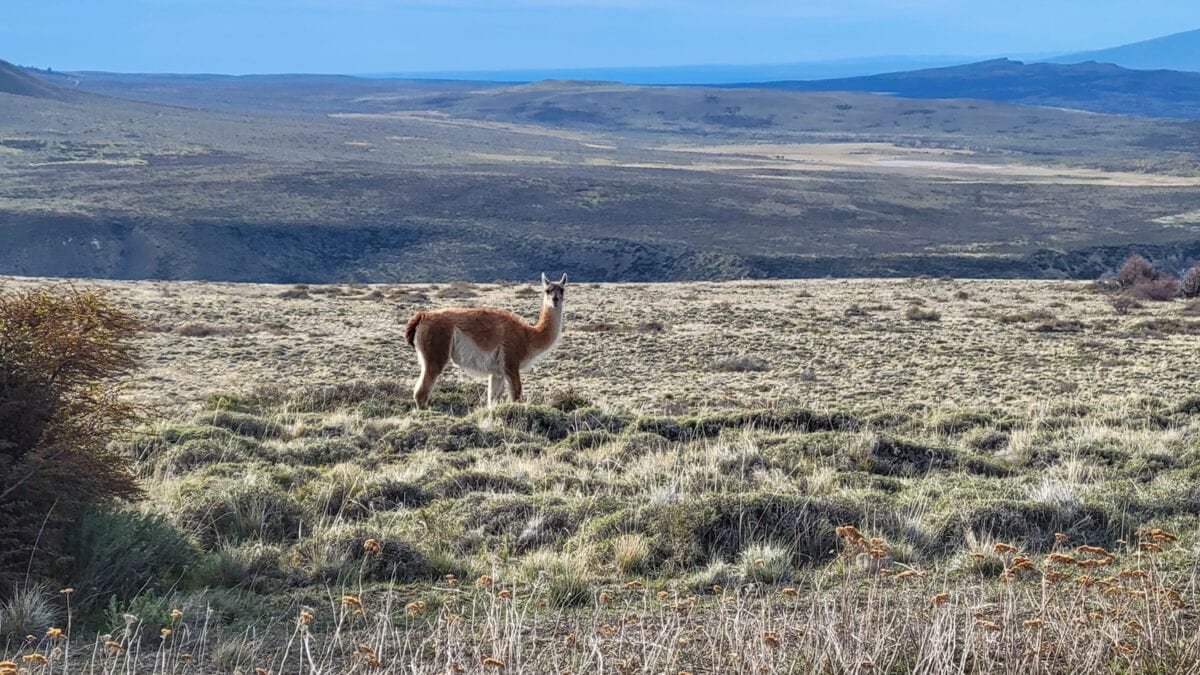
[5,62,1200,281]
[4,276,1200,673]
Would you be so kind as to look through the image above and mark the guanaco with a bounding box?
[404,273,567,409]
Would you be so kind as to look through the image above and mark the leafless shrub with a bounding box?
[1115,253,1157,288]
[1179,264,1200,299]
[1128,275,1179,302]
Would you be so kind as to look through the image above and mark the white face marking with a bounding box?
[544,283,565,309]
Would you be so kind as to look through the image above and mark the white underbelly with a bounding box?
[450,330,502,378]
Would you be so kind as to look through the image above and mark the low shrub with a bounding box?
[1129,275,1180,301]
[1180,263,1200,299]
[1115,253,1156,288]
[64,508,196,616]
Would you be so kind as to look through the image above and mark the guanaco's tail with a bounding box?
[404,312,424,347]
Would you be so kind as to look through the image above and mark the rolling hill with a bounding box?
[1050,28,1200,73]
[0,58,74,99]
[735,58,1200,119]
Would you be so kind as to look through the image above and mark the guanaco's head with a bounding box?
[541,272,568,310]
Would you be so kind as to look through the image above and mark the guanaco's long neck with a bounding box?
[529,304,563,352]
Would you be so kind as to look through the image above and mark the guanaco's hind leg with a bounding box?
[487,374,506,407]
[413,339,450,410]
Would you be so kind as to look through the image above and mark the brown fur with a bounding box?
[407,275,566,409]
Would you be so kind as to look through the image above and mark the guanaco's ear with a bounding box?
[541,272,550,288]
[558,273,568,286]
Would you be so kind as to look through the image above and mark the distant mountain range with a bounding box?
[1051,28,1200,72]
[367,29,1200,84]
[367,56,1004,86]
[735,58,1200,119]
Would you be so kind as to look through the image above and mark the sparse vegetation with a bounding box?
[4,277,1200,672]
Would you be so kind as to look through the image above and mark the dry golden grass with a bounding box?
[5,275,1200,673]
[2,276,1197,414]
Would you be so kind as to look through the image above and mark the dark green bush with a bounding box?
[65,508,196,620]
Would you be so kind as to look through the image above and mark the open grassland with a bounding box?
[4,277,1200,673]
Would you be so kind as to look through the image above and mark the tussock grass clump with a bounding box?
[0,585,60,641]
[867,436,958,476]
[712,354,771,372]
[517,549,592,608]
[169,471,303,545]
[490,404,571,441]
[738,542,793,584]
[610,534,651,576]
[200,410,285,440]
[434,469,533,497]
[905,305,941,321]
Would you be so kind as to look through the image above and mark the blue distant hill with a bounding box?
[1049,28,1200,72]
[731,58,1200,119]
[366,56,1005,86]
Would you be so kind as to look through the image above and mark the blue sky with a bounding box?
[4,0,1199,74]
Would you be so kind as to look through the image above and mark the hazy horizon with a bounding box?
[4,1,1199,76]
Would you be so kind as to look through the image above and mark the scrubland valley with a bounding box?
[4,276,1200,673]
[5,59,1200,282]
